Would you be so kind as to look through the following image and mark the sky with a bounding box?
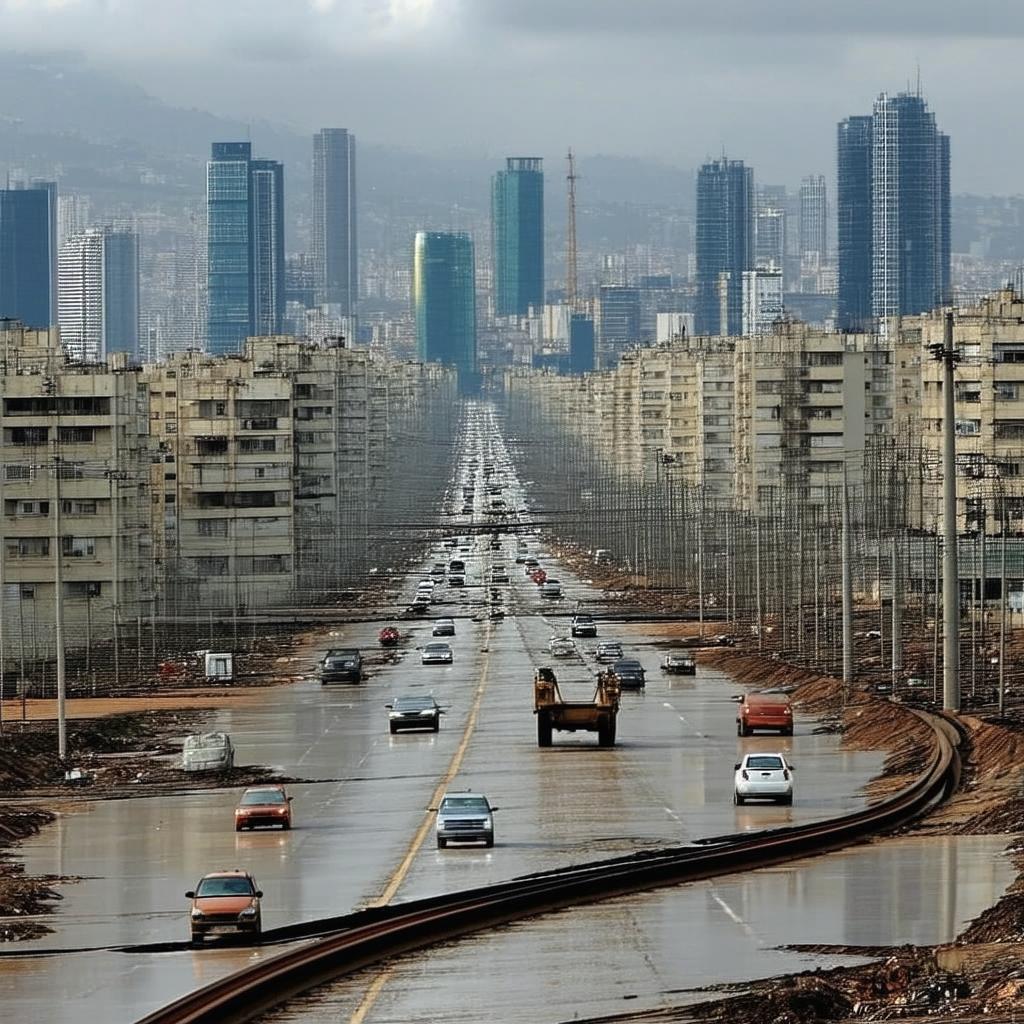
[1,0,1023,192]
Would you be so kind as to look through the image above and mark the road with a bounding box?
[0,403,1011,1023]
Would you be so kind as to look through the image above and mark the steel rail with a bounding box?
[136,708,960,1024]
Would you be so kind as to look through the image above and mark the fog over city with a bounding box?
[1,0,1022,190]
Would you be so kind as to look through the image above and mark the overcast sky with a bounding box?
[3,0,1023,192]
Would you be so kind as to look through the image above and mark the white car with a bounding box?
[548,636,576,658]
[540,579,563,599]
[421,642,454,665]
[733,753,793,806]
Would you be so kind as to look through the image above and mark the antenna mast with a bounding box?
[566,148,578,310]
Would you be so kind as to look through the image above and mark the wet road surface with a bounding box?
[0,405,1008,1023]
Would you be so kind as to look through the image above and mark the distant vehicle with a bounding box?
[531,568,548,586]
[570,614,597,638]
[662,652,696,675]
[523,558,539,573]
[734,752,793,805]
[448,574,465,587]
[378,627,401,647]
[234,785,292,831]
[430,563,447,577]
[540,579,563,599]
[712,634,736,647]
[548,636,576,658]
[448,559,466,574]
[491,566,510,583]
[182,732,235,772]
[412,593,432,609]
[461,505,474,514]
[613,658,646,690]
[593,549,612,565]
[416,579,436,592]
[422,641,454,665]
[387,694,443,733]
[432,618,456,637]
[186,870,262,944]
[435,792,497,848]
[595,641,623,662]
[318,648,363,684]
[736,692,793,736]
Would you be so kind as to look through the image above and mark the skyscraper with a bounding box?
[837,93,950,330]
[58,227,140,361]
[312,128,357,314]
[206,142,285,355]
[0,185,55,328]
[598,285,641,364]
[837,117,873,330]
[871,92,950,322]
[414,231,476,385]
[491,157,544,317]
[799,175,828,261]
[695,158,754,336]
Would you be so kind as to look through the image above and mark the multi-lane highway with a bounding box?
[0,403,1012,1023]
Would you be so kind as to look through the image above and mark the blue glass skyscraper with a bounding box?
[207,142,285,355]
[837,93,950,330]
[414,231,476,385]
[0,185,55,328]
[695,159,754,336]
[491,157,543,317]
[837,116,873,331]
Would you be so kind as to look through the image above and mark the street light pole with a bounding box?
[53,453,66,760]
[939,310,961,712]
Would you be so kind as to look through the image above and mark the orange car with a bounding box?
[186,869,263,944]
[736,692,793,736]
[234,785,293,831]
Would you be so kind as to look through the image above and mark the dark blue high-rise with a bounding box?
[837,92,950,330]
[207,142,285,355]
[695,159,754,336]
[491,158,543,317]
[0,185,55,328]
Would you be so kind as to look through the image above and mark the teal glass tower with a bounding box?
[414,231,476,386]
[207,142,285,355]
[491,157,543,317]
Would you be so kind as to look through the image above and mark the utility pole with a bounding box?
[566,149,579,311]
[936,311,961,712]
[891,531,902,692]
[999,504,1007,716]
[53,453,67,760]
[841,461,854,695]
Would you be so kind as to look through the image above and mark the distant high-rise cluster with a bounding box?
[206,142,285,355]
[837,92,950,331]
[695,158,754,336]
[492,157,544,317]
[312,128,357,316]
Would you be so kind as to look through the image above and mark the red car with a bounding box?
[737,693,793,736]
[234,785,293,831]
[379,627,401,647]
[530,568,547,586]
[187,870,263,944]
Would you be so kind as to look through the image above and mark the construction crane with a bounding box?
[566,148,578,311]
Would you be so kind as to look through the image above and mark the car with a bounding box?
[430,563,447,576]
[596,641,623,662]
[186,870,263,944]
[435,792,498,848]
[422,641,454,665]
[461,505,474,514]
[531,568,548,585]
[448,574,465,587]
[182,732,235,772]
[734,752,793,805]
[491,566,510,583]
[613,658,646,689]
[548,636,576,658]
[387,694,443,733]
[571,614,597,638]
[318,648,363,683]
[234,785,292,831]
[540,579,562,598]
[593,548,613,565]
[412,593,432,608]
[449,559,466,573]
[736,692,793,736]
[523,558,540,573]
[432,618,456,637]
[416,579,436,592]
[662,652,696,675]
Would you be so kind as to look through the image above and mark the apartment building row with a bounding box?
[506,290,1024,528]
[0,321,457,662]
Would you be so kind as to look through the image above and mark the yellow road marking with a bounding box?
[348,621,493,1023]
[348,969,393,1024]
[369,619,492,908]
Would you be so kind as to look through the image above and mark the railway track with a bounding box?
[136,707,961,1024]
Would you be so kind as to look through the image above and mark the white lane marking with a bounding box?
[711,892,759,941]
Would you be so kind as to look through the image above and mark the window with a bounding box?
[955,419,981,436]
[61,499,98,516]
[5,538,50,558]
[196,437,229,456]
[65,581,102,598]
[194,556,229,576]
[6,500,49,516]
[61,536,96,557]
[238,437,278,454]
[4,465,31,481]
[995,382,1020,401]
[20,585,35,600]
[6,427,48,446]
[196,519,229,537]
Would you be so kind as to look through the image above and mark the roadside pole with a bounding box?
[939,311,961,712]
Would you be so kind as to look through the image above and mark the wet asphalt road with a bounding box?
[0,407,1012,1023]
